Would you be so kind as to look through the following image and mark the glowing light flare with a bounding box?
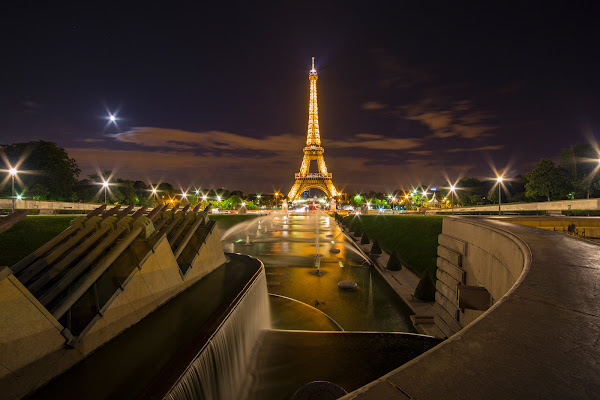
[9,168,17,176]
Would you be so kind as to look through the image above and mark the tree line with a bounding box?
[0,141,272,209]
[2,140,599,208]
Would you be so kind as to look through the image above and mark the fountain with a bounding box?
[244,235,252,246]
[220,212,281,241]
[311,212,326,276]
[166,268,270,400]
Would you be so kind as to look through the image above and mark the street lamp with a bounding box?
[102,180,109,204]
[497,176,503,215]
[9,167,17,212]
[275,192,279,210]
[450,185,456,215]
[181,191,187,203]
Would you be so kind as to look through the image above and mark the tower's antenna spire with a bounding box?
[312,57,315,70]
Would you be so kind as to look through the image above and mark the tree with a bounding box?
[457,177,492,206]
[351,193,364,208]
[228,195,243,209]
[1,141,80,201]
[524,158,572,201]
[115,179,137,205]
[560,143,600,198]
[230,190,245,198]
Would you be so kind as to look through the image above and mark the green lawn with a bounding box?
[0,216,77,267]
[343,215,443,277]
[0,214,258,268]
[208,214,258,231]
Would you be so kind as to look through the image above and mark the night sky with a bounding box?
[2,3,600,194]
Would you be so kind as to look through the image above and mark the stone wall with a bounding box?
[0,199,101,211]
[441,198,600,213]
[434,217,529,337]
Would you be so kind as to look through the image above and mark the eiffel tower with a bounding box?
[288,57,339,201]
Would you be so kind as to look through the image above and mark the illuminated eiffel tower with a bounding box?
[288,57,339,201]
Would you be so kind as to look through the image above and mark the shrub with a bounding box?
[361,232,370,244]
[414,271,436,302]
[354,226,362,237]
[386,250,402,271]
[370,238,382,255]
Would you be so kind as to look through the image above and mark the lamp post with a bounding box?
[275,192,279,210]
[497,176,503,215]
[9,168,17,212]
[450,185,456,215]
[151,188,158,206]
[102,180,109,204]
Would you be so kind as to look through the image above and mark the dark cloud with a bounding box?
[361,101,387,111]
[446,145,503,153]
[401,98,495,139]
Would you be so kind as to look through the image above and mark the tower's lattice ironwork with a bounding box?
[288,57,339,201]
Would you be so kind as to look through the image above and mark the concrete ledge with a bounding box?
[344,217,600,399]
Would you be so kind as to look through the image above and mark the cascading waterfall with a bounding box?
[165,271,270,400]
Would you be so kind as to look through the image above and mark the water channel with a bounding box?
[217,211,415,333]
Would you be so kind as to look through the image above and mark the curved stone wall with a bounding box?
[345,216,600,399]
[435,217,531,336]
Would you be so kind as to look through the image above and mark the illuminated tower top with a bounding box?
[288,57,338,201]
[307,57,320,146]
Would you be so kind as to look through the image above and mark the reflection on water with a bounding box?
[218,212,414,332]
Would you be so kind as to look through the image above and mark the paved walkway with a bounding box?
[344,217,600,400]
[338,225,438,337]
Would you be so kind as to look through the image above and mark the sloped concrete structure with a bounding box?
[0,205,226,400]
